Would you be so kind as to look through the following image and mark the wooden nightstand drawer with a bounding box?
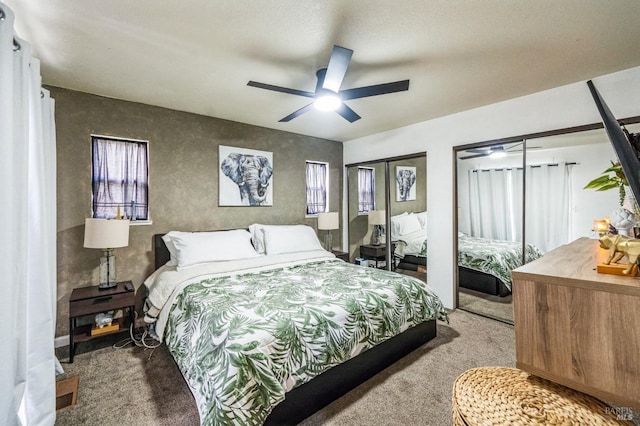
[70,291,134,317]
[360,244,386,259]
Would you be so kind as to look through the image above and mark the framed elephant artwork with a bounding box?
[396,166,417,202]
[219,145,273,206]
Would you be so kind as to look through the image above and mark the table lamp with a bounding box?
[368,210,386,245]
[317,212,339,251]
[84,218,130,289]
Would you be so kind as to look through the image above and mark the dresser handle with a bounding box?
[93,296,112,304]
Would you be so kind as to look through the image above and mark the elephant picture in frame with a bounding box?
[396,166,416,202]
[219,145,273,206]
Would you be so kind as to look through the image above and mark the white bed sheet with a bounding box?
[395,228,427,256]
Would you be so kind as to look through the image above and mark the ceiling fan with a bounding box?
[460,143,540,160]
[247,45,410,123]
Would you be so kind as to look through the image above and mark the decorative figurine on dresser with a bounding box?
[597,234,640,276]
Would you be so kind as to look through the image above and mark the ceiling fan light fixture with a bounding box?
[314,94,341,111]
[489,147,507,159]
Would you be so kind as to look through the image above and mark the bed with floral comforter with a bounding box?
[145,250,447,426]
[395,230,542,291]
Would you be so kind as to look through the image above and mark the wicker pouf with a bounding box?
[452,367,633,425]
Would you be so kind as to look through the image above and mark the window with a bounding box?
[306,161,328,215]
[91,135,149,221]
[358,167,376,213]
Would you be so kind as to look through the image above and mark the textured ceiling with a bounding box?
[5,0,640,141]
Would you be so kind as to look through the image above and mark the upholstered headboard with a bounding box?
[153,233,170,271]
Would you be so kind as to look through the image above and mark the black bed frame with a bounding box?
[396,255,510,298]
[152,234,438,425]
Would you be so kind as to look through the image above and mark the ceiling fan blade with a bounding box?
[459,153,489,160]
[466,148,492,154]
[248,81,315,98]
[335,103,361,123]
[278,103,314,122]
[340,80,410,100]
[323,45,353,93]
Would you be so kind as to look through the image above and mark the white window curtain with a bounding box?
[525,163,573,253]
[468,167,523,241]
[468,163,573,253]
[305,161,327,215]
[91,137,149,220]
[358,167,376,213]
[1,3,57,425]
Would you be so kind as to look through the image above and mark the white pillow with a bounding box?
[390,212,409,239]
[395,213,422,236]
[161,231,181,266]
[168,229,260,270]
[415,211,427,229]
[262,225,323,255]
[249,224,311,254]
[249,223,268,254]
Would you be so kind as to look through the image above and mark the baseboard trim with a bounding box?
[55,335,69,348]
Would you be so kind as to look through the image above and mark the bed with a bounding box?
[391,213,542,297]
[144,225,448,425]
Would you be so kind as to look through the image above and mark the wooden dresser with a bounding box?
[512,237,640,410]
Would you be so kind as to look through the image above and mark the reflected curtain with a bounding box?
[468,163,573,253]
[0,3,57,425]
[468,167,523,241]
[525,163,573,253]
[358,167,375,213]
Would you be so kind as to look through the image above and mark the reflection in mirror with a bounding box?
[347,153,426,275]
[456,141,524,323]
[347,163,387,264]
[525,124,640,248]
[388,157,427,282]
[455,121,640,324]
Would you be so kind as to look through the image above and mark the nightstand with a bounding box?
[360,244,387,268]
[68,281,135,363]
[331,250,349,262]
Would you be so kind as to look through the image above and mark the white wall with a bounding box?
[343,66,640,309]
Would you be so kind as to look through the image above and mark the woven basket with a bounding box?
[452,367,633,425]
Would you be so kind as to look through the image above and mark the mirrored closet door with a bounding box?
[455,119,640,324]
[347,153,427,281]
[456,141,524,323]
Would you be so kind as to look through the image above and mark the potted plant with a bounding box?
[585,161,640,236]
[584,161,629,207]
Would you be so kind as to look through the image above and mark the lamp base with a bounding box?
[99,249,118,290]
[323,231,333,252]
[98,281,118,290]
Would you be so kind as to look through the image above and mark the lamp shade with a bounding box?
[368,210,386,226]
[318,212,339,230]
[84,218,130,249]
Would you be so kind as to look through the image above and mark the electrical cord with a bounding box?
[113,311,162,359]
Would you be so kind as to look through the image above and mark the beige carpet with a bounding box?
[55,310,517,425]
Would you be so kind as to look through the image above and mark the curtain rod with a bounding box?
[472,161,578,173]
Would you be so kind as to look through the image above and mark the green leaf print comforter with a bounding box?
[455,234,542,291]
[161,256,447,425]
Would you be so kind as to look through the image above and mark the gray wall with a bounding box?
[52,86,342,337]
